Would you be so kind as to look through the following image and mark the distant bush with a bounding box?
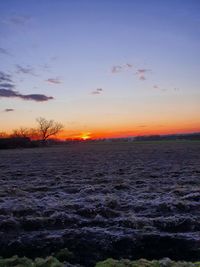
[0,137,42,149]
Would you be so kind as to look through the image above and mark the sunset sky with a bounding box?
[0,0,200,139]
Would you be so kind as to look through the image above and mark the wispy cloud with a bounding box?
[126,63,133,68]
[46,78,62,84]
[135,69,151,80]
[111,63,133,74]
[91,88,103,95]
[0,71,53,102]
[111,63,152,81]
[4,108,14,112]
[111,65,123,73]
[16,65,36,76]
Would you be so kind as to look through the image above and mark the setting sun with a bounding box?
[81,133,91,140]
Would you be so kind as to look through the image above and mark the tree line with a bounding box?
[0,117,63,149]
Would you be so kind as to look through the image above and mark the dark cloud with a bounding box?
[0,83,15,89]
[0,88,18,97]
[0,71,53,102]
[16,65,35,76]
[0,88,53,102]
[4,108,14,112]
[0,48,11,56]
[91,88,103,95]
[0,71,12,82]
[46,78,62,84]
[20,94,54,101]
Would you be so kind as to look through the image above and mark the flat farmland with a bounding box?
[0,142,200,266]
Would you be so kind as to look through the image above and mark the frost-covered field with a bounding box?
[0,142,200,266]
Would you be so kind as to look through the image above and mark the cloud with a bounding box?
[139,75,146,80]
[0,48,11,56]
[135,69,151,81]
[111,63,151,80]
[0,89,18,97]
[153,84,180,92]
[153,84,170,92]
[16,65,36,76]
[111,65,123,73]
[21,94,54,101]
[0,88,53,102]
[0,71,12,82]
[111,63,133,74]
[0,83,15,89]
[126,63,133,68]
[0,71,53,102]
[91,88,103,95]
[4,108,14,112]
[46,78,62,84]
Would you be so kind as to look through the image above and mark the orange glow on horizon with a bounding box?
[80,132,91,140]
[3,120,200,140]
[59,125,200,140]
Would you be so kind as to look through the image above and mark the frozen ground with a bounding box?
[0,141,200,266]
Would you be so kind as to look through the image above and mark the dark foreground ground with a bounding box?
[0,141,200,266]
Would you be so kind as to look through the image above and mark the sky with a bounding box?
[0,0,200,139]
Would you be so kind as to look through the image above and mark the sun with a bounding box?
[81,133,91,140]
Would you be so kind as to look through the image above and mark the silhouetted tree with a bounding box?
[11,127,29,138]
[36,117,63,141]
[28,128,40,140]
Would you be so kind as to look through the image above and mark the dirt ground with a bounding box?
[0,141,200,266]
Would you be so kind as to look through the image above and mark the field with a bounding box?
[0,141,200,266]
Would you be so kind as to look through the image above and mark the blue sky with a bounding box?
[0,0,200,137]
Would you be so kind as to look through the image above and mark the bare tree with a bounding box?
[36,117,63,141]
[28,128,40,140]
[11,127,30,138]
